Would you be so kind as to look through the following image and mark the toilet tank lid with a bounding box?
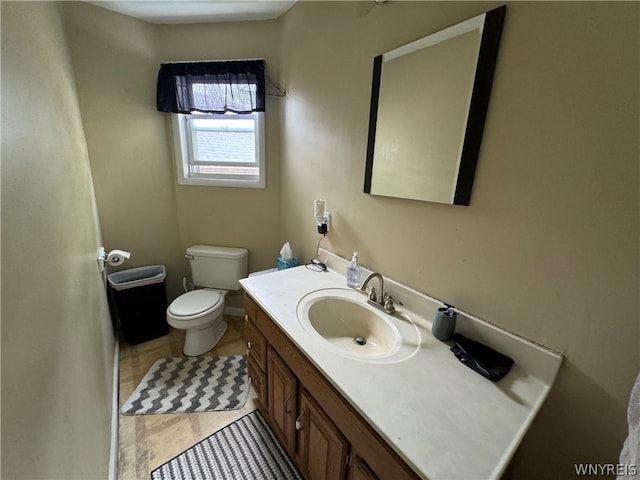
[187,245,248,259]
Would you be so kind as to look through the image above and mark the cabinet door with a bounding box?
[348,454,379,480]
[247,318,267,371]
[247,354,268,409]
[244,294,258,322]
[268,346,298,456]
[297,388,349,480]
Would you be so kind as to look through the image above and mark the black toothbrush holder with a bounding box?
[432,303,457,342]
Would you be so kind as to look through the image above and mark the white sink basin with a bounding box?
[296,288,421,363]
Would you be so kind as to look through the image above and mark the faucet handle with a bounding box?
[383,294,396,313]
[367,287,377,302]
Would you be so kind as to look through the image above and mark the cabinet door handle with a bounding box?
[284,395,291,414]
[295,410,305,431]
[247,341,253,349]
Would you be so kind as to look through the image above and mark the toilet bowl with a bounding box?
[167,245,248,357]
[167,288,228,356]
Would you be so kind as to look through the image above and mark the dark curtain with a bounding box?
[157,60,265,114]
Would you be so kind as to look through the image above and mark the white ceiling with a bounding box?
[86,1,297,24]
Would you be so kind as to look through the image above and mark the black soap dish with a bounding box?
[450,333,514,382]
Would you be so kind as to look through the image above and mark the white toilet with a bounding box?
[167,245,248,356]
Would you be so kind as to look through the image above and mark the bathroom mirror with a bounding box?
[364,6,505,205]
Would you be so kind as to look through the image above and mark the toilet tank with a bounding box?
[187,245,248,290]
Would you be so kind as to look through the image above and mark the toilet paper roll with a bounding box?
[106,249,131,266]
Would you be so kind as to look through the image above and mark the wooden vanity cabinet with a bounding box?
[246,354,267,409]
[296,388,349,480]
[244,294,418,480]
[246,316,268,408]
[267,345,298,456]
[348,454,380,480]
[246,318,267,369]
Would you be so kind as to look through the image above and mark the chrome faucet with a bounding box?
[360,272,396,314]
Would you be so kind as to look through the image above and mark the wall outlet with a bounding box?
[317,212,330,234]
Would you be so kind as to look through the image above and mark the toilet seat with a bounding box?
[168,289,222,319]
[166,287,229,356]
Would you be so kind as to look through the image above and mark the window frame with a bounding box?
[172,112,266,188]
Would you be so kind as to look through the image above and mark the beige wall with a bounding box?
[280,2,639,478]
[157,19,283,308]
[1,2,115,478]
[62,3,186,299]
[64,2,283,307]
[23,1,638,478]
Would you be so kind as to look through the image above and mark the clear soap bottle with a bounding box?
[346,252,360,288]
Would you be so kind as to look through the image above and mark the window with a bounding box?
[173,112,265,187]
[156,59,267,188]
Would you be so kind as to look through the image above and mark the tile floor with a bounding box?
[117,316,260,479]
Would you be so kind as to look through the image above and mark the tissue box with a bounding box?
[277,256,298,270]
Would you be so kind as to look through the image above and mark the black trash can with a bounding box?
[107,265,168,345]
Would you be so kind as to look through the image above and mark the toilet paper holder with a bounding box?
[97,247,132,272]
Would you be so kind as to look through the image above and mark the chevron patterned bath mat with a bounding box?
[151,410,301,480]
[121,356,249,415]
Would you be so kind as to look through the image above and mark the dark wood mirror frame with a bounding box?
[364,6,506,206]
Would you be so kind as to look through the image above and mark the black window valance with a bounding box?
[157,59,265,114]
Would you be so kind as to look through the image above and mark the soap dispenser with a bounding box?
[432,303,457,341]
[346,252,360,288]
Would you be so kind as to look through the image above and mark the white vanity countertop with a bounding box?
[240,262,562,480]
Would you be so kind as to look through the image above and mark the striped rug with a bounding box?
[121,356,248,415]
[151,410,301,480]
